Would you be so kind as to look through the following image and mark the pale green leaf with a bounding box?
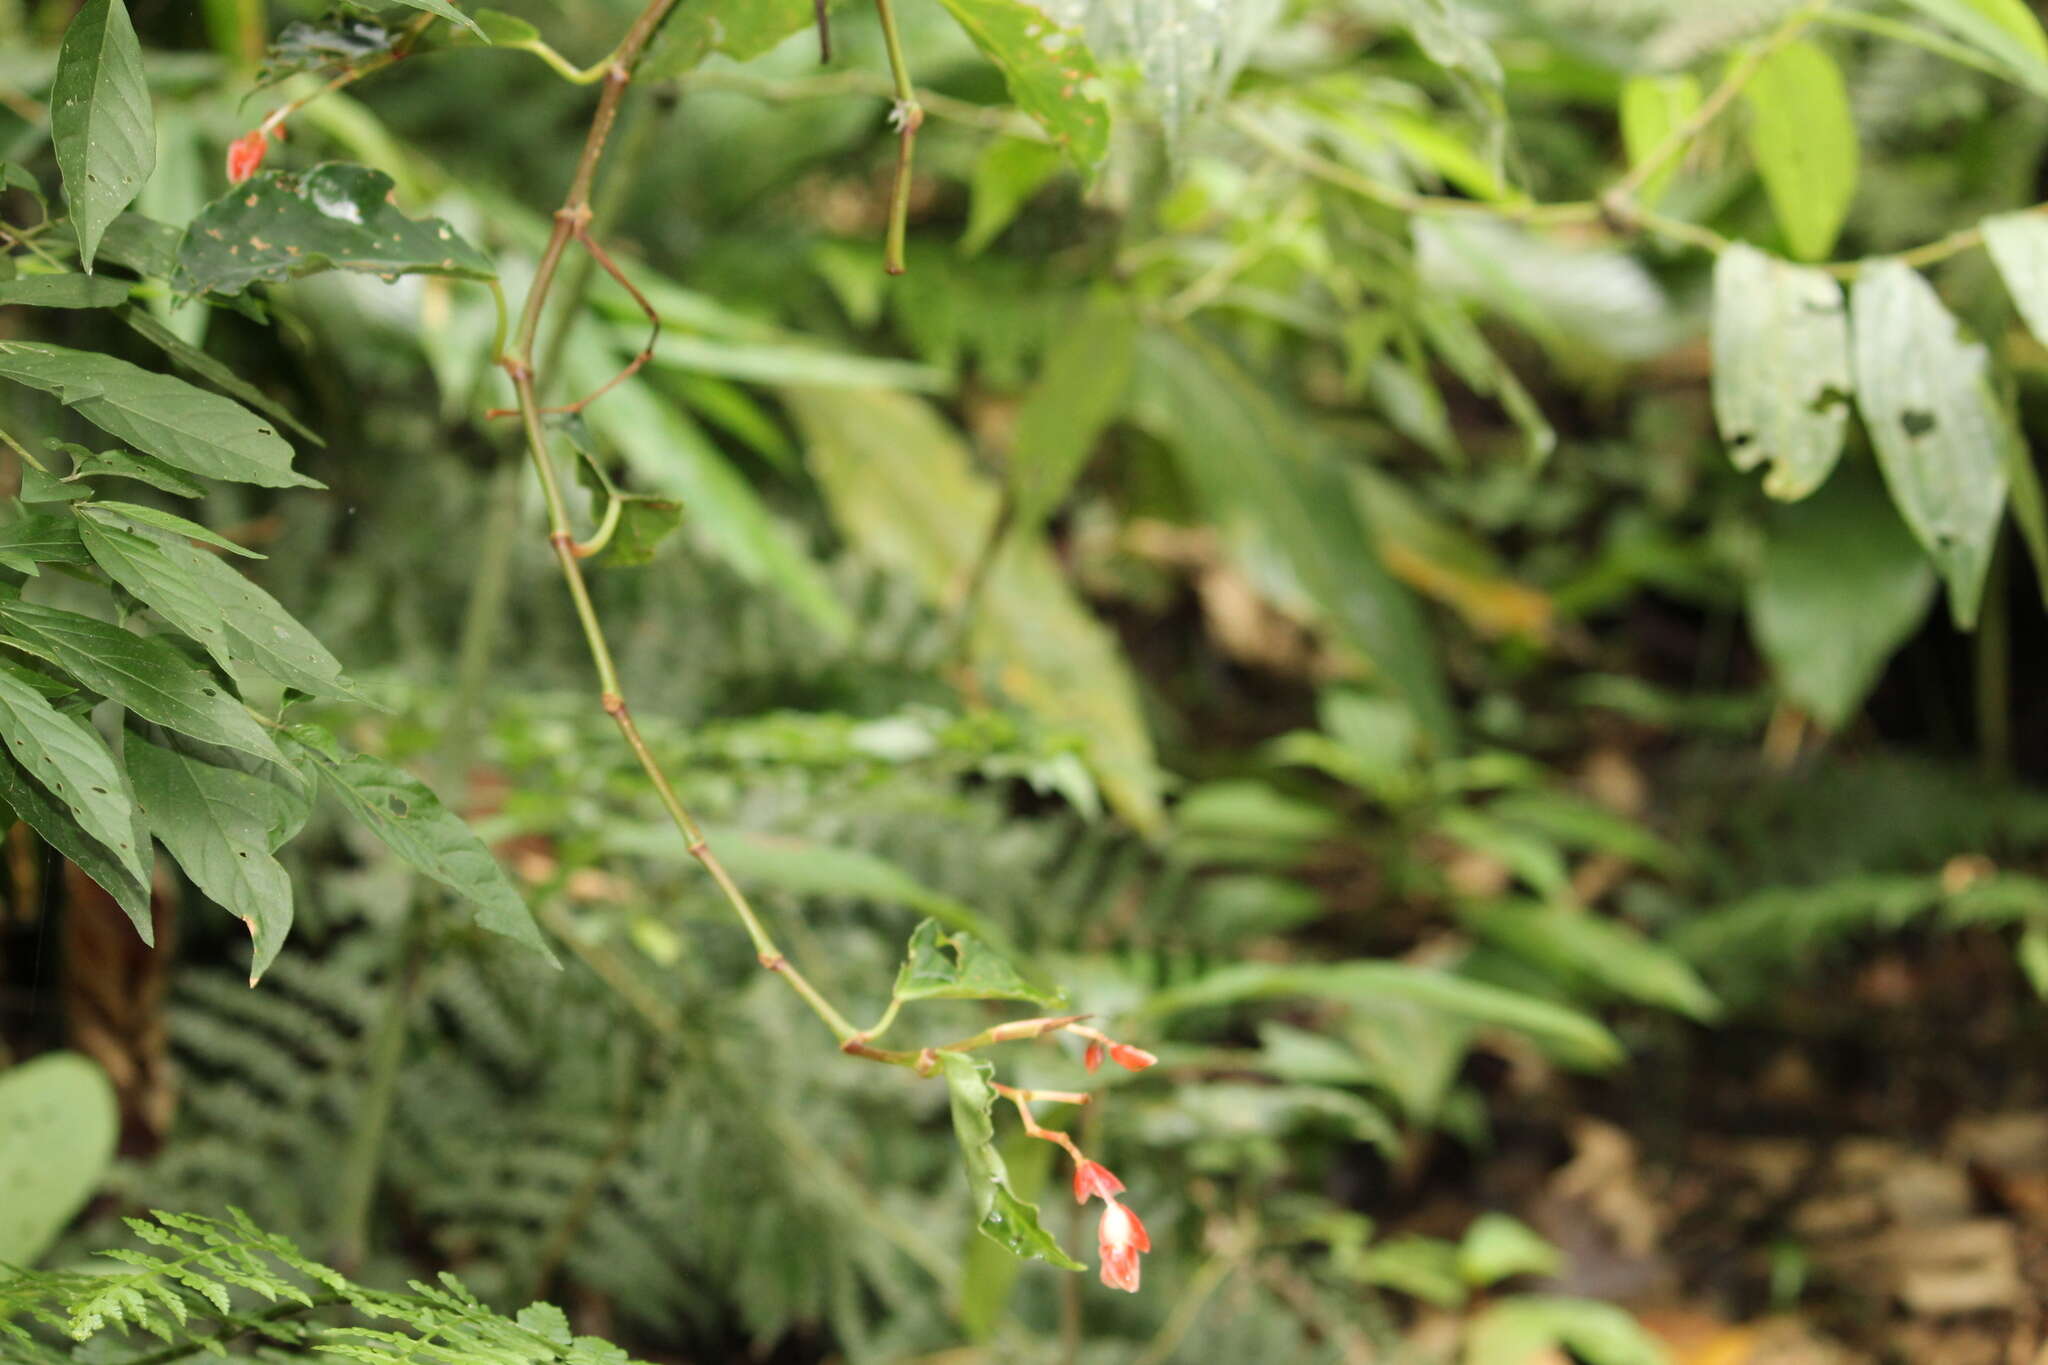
[1458,901,1723,1022]
[934,0,1111,170]
[0,663,145,883]
[1710,243,1853,500]
[1619,73,1700,207]
[0,274,131,308]
[1741,41,1858,262]
[0,1053,118,1266]
[1464,1296,1670,1365]
[1897,0,2048,91]
[0,738,152,937]
[82,500,261,555]
[51,0,155,271]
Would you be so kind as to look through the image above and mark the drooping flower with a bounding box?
[1083,1040,1104,1072]
[1108,1043,1157,1071]
[226,130,270,184]
[1072,1159,1125,1204]
[1097,1198,1149,1293]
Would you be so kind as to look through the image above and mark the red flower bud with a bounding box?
[1109,1043,1157,1071]
[1073,1159,1125,1204]
[1084,1041,1104,1073]
[1097,1199,1149,1293]
[226,130,269,184]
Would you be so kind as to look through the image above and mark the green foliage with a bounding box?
[0,1055,117,1266]
[49,0,153,271]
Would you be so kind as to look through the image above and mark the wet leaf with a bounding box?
[936,1053,1086,1271]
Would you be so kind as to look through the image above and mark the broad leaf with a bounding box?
[1010,293,1135,530]
[52,440,205,499]
[934,0,1111,169]
[0,597,285,765]
[1851,261,2012,627]
[642,0,839,77]
[283,723,554,963]
[381,0,485,39]
[1710,244,1853,500]
[936,1053,1086,1271]
[1457,901,1722,1022]
[51,0,155,271]
[571,454,683,569]
[0,341,317,489]
[1618,74,1699,207]
[84,500,260,555]
[175,163,496,297]
[1748,463,1936,729]
[0,738,152,936]
[94,212,181,277]
[0,1053,118,1266]
[1464,1295,1669,1365]
[119,307,323,445]
[893,918,1066,1010]
[0,506,91,575]
[1741,41,1858,262]
[127,738,296,982]
[0,663,145,883]
[0,275,131,308]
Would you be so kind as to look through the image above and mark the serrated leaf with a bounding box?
[53,440,206,499]
[1748,462,1936,729]
[0,597,285,765]
[281,723,554,963]
[1741,41,1857,262]
[380,0,484,39]
[126,738,295,981]
[892,918,1066,1009]
[0,662,144,886]
[934,0,1110,170]
[0,340,317,489]
[1619,74,1699,207]
[174,163,496,297]
[51,0,155,271]
[0,736,151,937]
[74,510,362,702]
[0,274,131,308]
[117,306,322,446]
[0,1053,118,1266]
[1710,244,1852,500]
[1851,261,2012,627]
[936,1053,1086,1271]
[0,505,91,575]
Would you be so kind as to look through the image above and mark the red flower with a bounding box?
[226,130,269,184]
[1084,1041,1104,1073]
[1097,1199,1149,1293]
[1108,1043,1157,1071]
[1072,1159,1125,1204]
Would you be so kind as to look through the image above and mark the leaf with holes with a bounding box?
[937,1053,1086,1270]
[0,341,316,489]
[1710,244,1853,500]
[1741,41,1858,262]
[0,275,131,308]
[893,918,1066,1009]
[51,0,155,271]
[126,738,296,982]
[282,723,553,963]
[74,509,362,702]
[1851,261,2012,627]
[0,663,144,884]
[0,598,285,766]
[174,163,496,297]
[934,0,1110,170]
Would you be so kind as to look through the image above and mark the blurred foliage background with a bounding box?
[8,0,2048,1362]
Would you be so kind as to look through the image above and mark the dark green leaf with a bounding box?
[51,0,155,270]
[118,306,323,446]
[126,737,295,982]
[94,212,182,277]
[56,439,205,498]
[936,1053,1086,1271]
[933,0,1110,170]
[1741,41,1858,262]
[0,737,151,938]
[1457,901,1722,1022]
[892,918,1066,1009]
[960,137,1064,258]
[1710,244,1853,501]
[82,499,261,556]
[1850,261,2011,627]
[0,597,285,765]
[282,722,554,963]
[174,163,496,297]
[259,15,397,83]
[0,274,131,308]
[0,662,144,881]
[0,340,317,489]
[0,506,90,575]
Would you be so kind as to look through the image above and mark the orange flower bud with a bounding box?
[1097,1199,1149,1292]
[1072,1159,1125,1203]
[226,130,269,184]
[1084,1041,1104,1072]
[1108,1043,1157,1071]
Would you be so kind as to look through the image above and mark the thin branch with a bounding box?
[873,0,924,274]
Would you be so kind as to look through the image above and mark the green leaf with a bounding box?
[0,340,318,489]
[0,505,91,575]
[381,0,486,39]
[1010,294,1135,530]
[1710,243,1853,500]
[0,1053,118,1266]
[1850,260,2012,627]
[788,385,1163,833]
[0,597,285,765]
[2019,922,2048,999]
[126,738,296,982]
[83,500,260,556]
[1618,74,1700,207]
[1740,41,1858,262]
[51,0,155,271]
[1464,1295,1670,1365]
[960,137,1064,258]
[174,163,497,297]
[52,440,206,499]
[1984,211,2048,351]
[118,306,323,446]
[0,735,152,936]
[94,210,182,278]
[935,1053,1086,1271]
[74,510,363,702]
[892,918,1066,1010]
[0,663,145,883]
[1748,462,1936,729]
[1142,961,1623,1068]
[1458,1213,1562,1288]
[282,722,555,963]
[0,274,131,308]
[1898,0,2048,90]
[933,0,1111,170]
[1458,901,1723,1022]
[570,452,683,569]
[642,0,837,77]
